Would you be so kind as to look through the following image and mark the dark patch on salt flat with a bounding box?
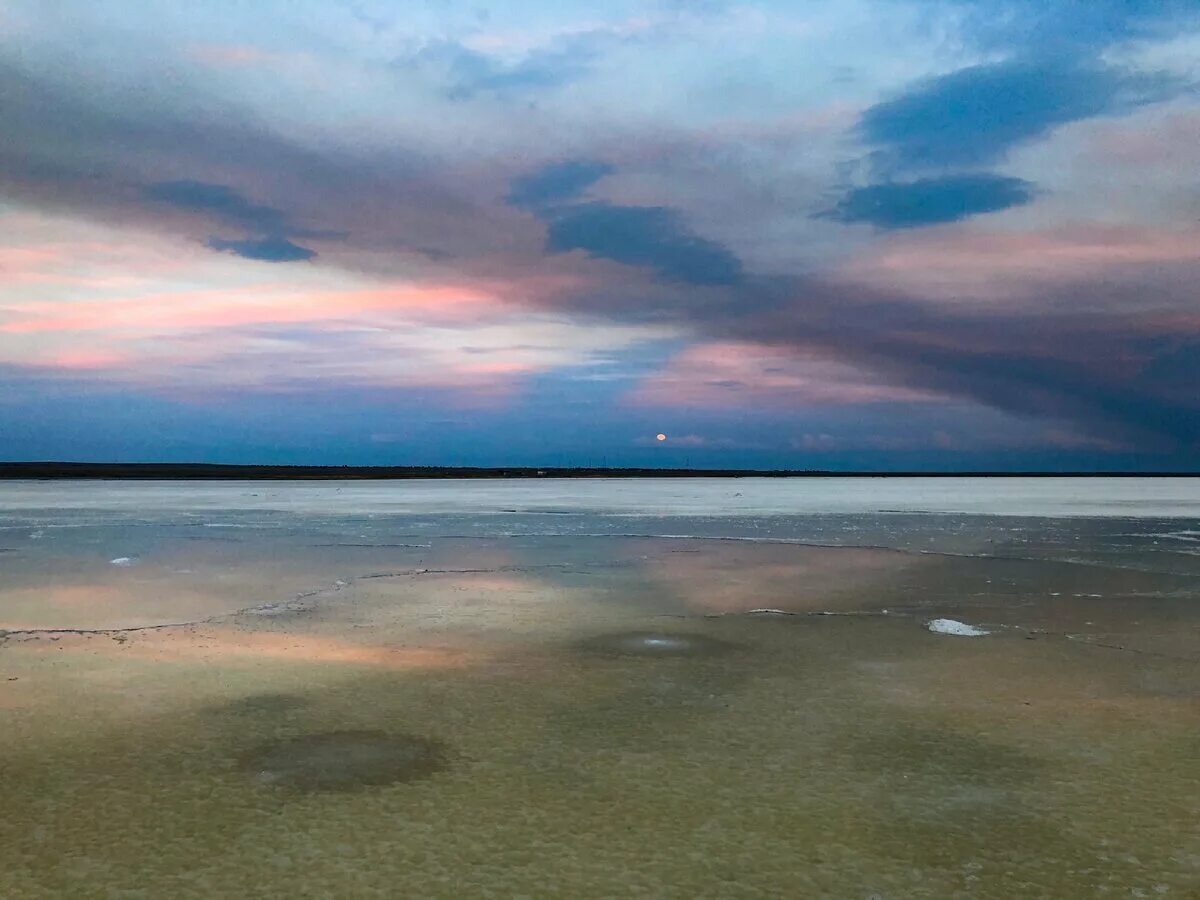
[242,730,448,790]
[215,692,309,716]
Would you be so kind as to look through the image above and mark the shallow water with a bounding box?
[2,479,1198,897]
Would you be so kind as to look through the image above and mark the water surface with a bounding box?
[2,479,1198,897]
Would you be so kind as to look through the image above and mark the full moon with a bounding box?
[655,433,667,442]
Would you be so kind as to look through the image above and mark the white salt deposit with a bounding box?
[927,618,989,637]
[2,476,1199,517]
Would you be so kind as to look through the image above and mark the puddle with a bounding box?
[242,731,448,791]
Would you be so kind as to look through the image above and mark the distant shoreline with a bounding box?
[0,463,1196,479]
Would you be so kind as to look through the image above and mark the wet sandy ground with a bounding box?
[1,503,1198,897]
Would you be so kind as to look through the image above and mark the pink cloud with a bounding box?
[1085,112,1200,168]
[16,328,541,394]
[0,253,663,402]
[0,215,217,291]
[628,341,938,408]
[837,224,1200,304]
[0,220,660,401]
[0,282,505,334]
[42,350,130,370]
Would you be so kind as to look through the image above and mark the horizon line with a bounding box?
[1,462,1197,479]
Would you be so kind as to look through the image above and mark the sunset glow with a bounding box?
[1,2,1198,469]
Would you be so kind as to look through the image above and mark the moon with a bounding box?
[655,433,667,442]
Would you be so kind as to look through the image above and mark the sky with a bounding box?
[1,0,1199,470]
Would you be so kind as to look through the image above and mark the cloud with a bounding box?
[147,180,343,262]
[828,52,1187,230]
[717,278,1200,449]
[407,39,596,100]
[186,43,281,68]
[544,203,743,286]
[629,341,937,407]
[2,7,1199,463]
[506,162,743,286]
[146,180,289,233]
[1,277,505,335]
[403,11,686,100]
[821,174,1034,228]
[507,160,614,209]
[836,224,1200,302]
[1084,110,1200,169]
[950,0,1200,55]
[860,57,1183,172]
[0,63,441,270]
[206,236,316,262]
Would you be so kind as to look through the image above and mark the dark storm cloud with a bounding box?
[0,60,497,266]
[497,169,1200,445]
[828,52,1186,228]
[146,180,290,233]
[820,174,1034,228]
[624,276,1197,452]
[869,333,1200,447]
[507,161,743,285]
[207,236,316,262]
[1,62,340,191]
[713,276,1200,449]
[859,57,1183,172]
[507,160,615,209]
[537,267,1200,449]
[544,203,744,286]
[147,180,330,262]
